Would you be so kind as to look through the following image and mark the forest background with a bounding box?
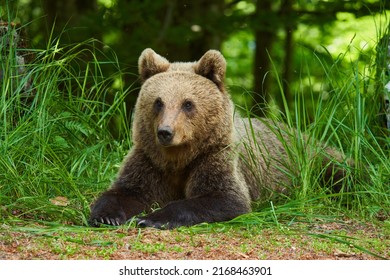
[5,0,390,120]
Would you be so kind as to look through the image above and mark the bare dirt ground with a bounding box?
[0,219,388,260]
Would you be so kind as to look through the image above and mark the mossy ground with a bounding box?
[1,218,388,260]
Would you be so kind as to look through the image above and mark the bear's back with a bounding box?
[234,117,294,200]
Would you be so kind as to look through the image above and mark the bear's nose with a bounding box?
[157,126,174,145]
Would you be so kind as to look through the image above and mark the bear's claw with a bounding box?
[136,218,169,229]
[89,217,122,227]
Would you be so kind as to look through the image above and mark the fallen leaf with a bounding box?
[334,249,356,258]
[49,196,69,206]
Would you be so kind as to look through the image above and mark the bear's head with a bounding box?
[132,48,234,170]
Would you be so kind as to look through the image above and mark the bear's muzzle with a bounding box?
[157,126,174,146]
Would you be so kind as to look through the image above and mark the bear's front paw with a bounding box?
[135,203,196,229]
[89,196,127,227]
[89,192,148,227]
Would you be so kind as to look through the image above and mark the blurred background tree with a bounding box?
[1,0,389,126]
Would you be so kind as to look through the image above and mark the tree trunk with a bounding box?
[280,0,294,114]
[252,0,275,117]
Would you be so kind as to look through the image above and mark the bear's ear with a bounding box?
[194,50,226,91]
[138,48,170,82]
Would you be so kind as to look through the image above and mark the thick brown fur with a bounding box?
[89,48,351,229]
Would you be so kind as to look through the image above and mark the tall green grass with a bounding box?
[1,24,134,225]
[234,24,389,228]
[308,43,390,217]
[242,29,390,221]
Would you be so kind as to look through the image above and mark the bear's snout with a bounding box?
[157,126,174,146]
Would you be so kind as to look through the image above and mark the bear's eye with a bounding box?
[154,98,164,113]
[182,100,194,112]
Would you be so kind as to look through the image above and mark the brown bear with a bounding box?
[89,48,349,229]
